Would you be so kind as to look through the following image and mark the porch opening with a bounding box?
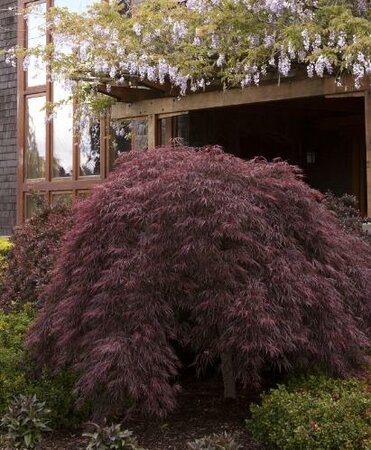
[160,95,367,214]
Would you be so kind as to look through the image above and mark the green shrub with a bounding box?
[0,237,12,284]
[83,423,145,450]
[248,374,371,450]
[0,305,34,412]
[0,394,51,449]
[187,432,241,450]
[0,306,85,430]
[0,237,12,259]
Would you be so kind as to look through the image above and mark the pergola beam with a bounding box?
[111,76,367,119]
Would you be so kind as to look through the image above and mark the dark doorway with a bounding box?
[187,96,367,214]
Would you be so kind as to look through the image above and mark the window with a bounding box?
[79,119,101,176]
[19,0,107,222]
[109,118,148,171]
[25,96,46,179]
[26,2,46,87]
[24,193,45,219]
[52,82,73,178]
[50,191,73,205]
[158,113,189,146]
[18,0,153,223]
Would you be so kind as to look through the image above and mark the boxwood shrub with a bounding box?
[248,374,371,450]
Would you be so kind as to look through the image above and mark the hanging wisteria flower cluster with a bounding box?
[7,0,371,113]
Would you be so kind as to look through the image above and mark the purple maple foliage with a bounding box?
[26,146,371,418]
[0,200,73,311]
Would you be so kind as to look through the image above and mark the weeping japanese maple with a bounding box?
[26,146,371,418]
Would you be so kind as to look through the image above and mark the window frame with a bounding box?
[17,0,109,223]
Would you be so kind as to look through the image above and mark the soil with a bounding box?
[37,378,268,450]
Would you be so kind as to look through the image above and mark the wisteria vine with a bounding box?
[4,0,371,115]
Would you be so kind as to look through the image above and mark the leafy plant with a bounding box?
[0,237,12,285]
[0,306,84,430]
[0,237,12,261]
[0,394,51,449]
[248,374,371,450]
[0,305,35,413]
[83,423,144,450]
[9,0,371,119]
[323,192,371,244]
[0,198,73,311]
[26,146,371,419]
[187,432,241,450]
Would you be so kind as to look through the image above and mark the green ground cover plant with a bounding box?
[248,373,371,450]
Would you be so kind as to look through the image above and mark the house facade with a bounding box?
[0,0,17,235]
[0,0,370,236]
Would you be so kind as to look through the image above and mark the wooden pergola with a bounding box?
[110,75,371,217]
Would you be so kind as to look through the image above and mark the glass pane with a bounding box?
[25,96,46,179]
[79,119,101,176]
[160,117,172,146]
[51,192,73,206]
[25,193,44,219]
[26,3,46,87]
[52,82,73,177]
[176,114,189,145]
[109,119,148,171]
[159,115,189,146]
[77,190,90,199]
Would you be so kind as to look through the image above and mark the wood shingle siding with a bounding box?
[0,0,17,235]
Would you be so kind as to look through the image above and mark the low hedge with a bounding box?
[248,374,371,450]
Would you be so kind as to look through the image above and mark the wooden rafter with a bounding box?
[97,85,164,102]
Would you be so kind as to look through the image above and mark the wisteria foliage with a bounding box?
[5,0,371,115]
[26,147,371,418]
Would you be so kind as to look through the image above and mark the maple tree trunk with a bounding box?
[220,351,236,399]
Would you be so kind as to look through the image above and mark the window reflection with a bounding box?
[25,96,46,179]
[159,114,189,146]
[77,190,90,200]
[52,82,73,177]
[176,114,189,145]
[79,119,101,176]
[25,193,44,219]
[160,117,173,146]
[26,2,46,87]
[109,119,148,171]
[51,191,73,206]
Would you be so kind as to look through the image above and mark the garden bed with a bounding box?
[39,379,266,450]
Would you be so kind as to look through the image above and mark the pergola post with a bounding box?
[148,114,157,149]
[366,90,371,217]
